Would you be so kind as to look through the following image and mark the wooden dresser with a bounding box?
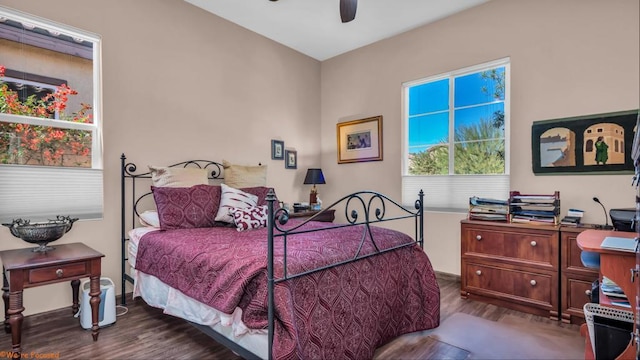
[461,220,560,319]
[559,225,599,324]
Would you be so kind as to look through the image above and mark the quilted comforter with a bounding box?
[135,219,440,359]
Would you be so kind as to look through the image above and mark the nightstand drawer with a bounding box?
[28,262,88,284]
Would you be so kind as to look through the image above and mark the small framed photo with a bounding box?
[285,150,297,169]
[337,115,383,164]
[271,140,284,160]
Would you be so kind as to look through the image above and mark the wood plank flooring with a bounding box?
[0,275,583,359]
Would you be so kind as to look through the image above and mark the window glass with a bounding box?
[408,79,448,115]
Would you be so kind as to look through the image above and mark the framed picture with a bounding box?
[285,150,297,169]
[271,140,284,160]
[531,109,638,175]
[336,115,383,164]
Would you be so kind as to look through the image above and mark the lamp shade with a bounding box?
[303,168,326,185]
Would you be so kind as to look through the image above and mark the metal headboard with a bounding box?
[119,153,224,304]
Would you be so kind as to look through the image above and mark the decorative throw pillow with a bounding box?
[152,184,221,230]
[232,206,268,232]
[148,165,209,188]
[139,210,160,228]
[241,186,278,207]
[222,160,267,188]
[215,183,259,224]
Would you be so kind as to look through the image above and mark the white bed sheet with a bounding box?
[128,227,268,359]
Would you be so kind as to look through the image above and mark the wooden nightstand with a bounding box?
[289,209,335,222]
[0,242,104,356]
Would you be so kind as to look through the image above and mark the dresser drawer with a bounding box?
[464,263,553,305]
[28,262,88,284]
[462,225,558,267]
[566,278,593,317]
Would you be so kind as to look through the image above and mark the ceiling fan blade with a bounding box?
[340,0,357,23]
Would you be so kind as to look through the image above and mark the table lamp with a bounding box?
[303,168,326,207]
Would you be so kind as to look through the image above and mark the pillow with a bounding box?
[139,210,160,228]
[222,160,267,188]
[152,184,221,230]
[149,165,209,188]
[241,186,278,207]
[232,206,268,232]
[215,183,258,224]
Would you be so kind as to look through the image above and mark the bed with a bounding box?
[120,154,440,360]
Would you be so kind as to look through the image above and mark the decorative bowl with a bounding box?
[2,215,78,252]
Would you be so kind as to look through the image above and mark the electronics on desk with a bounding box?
[293,203,310,213]
[609,208,636,232]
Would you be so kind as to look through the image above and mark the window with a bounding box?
[0,6,103,222]
[402,58,510,210]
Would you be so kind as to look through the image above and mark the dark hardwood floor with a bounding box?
[0,275,583,359]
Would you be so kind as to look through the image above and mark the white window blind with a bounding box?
[402,175,509,212]
[0,165,103,222]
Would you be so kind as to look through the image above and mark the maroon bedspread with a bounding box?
[135,220,440,359]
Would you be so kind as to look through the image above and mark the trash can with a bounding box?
[584,303,634,358]
[80,277,116,329]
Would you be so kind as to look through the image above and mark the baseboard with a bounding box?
[435,271,460,283]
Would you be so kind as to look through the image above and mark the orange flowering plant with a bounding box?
[0,64,93,167]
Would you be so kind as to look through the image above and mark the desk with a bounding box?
[0,243,104,356]
[576,230,637,360]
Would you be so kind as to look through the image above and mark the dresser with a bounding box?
[559,225,599,324]
[461,220,560,319]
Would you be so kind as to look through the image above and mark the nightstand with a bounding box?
[289,209,335,222]
[0,242,104,356]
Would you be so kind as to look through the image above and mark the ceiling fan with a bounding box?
[269,0,358,23]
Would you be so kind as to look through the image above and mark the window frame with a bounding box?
[0,5,103,222]
[0,5,103,170]
[402,58,511,211]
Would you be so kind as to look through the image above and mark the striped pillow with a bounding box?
[215,183,259,224]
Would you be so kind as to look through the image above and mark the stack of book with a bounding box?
[561,208,584,226]
[509,191,560,225]
[601,276,630,308]
[468,196,509,221]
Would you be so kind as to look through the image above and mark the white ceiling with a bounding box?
[184,0,489,61]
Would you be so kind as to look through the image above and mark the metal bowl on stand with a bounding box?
[2,216,78,252]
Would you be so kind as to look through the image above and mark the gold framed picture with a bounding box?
[336,115,383,164]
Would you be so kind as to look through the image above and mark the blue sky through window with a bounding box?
[408,67,505,154]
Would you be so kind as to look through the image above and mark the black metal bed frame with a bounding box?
[120,153,425,360]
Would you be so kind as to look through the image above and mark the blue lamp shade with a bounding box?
[303,169,326,185]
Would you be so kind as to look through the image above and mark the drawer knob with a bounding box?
[476,235,482,241]
[475,270,482,276]
[585,289,592,296]
[56,269,63,278]
[530,279,537,286]
[530,241,537,247]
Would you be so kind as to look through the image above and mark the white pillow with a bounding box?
[139,210,160,228]
[148,165,208,187]
[215,183,258,224]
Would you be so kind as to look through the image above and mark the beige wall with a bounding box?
[320,0,640,274]
[0,0,638,318]
[0,0,321,316]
